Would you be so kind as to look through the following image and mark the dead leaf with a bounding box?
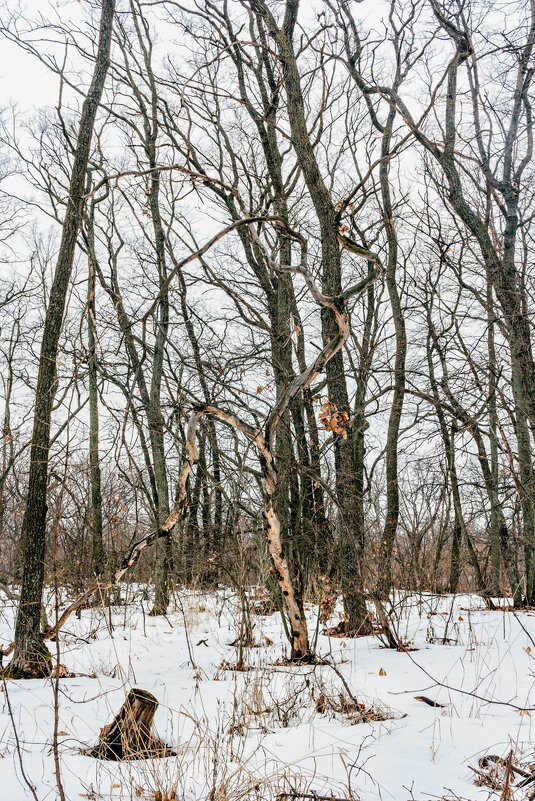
[319,400,350,439]
[379,667,387,676]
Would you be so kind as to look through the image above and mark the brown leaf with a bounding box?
[315,692,326,714]
[319,400,350,439]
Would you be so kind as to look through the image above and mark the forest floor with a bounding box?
[1,587,534,801]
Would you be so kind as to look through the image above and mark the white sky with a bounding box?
[0,0,393,113]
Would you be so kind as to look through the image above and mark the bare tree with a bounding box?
[4,0,115,678]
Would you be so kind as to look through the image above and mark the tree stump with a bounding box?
[86,688,175,760]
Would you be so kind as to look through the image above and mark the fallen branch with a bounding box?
[1,435,196,659]
[1,215,379,666]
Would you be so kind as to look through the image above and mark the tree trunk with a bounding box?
[511,337,535,603]
[377,102,406,598]
[448,428,462,593]
[0,337,14,554]
[265,0,371,634]
[426,325,487,598]
[486,270,501,594]
[86,688,173,760]
[6,0,114,679]
[87,204,105,577]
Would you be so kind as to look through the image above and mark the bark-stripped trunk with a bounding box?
[245,220,378,652]
[181,404,311,661]
[254,0,376,633]
[2,236,376,663]
[206,8,312,589]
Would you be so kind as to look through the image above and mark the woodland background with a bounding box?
[0,0,534,674]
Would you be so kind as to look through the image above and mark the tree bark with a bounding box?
[86,202,105,578]
[7,0,115,678]
[258,0,372,633]
[119,3,172,614]
[377,102,406,598]
[86,688,173,760]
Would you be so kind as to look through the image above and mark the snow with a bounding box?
[1,589,535,800]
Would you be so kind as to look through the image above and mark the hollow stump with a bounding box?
[86,688,174,760]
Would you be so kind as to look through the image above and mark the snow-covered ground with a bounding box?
[1,588,534,800]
